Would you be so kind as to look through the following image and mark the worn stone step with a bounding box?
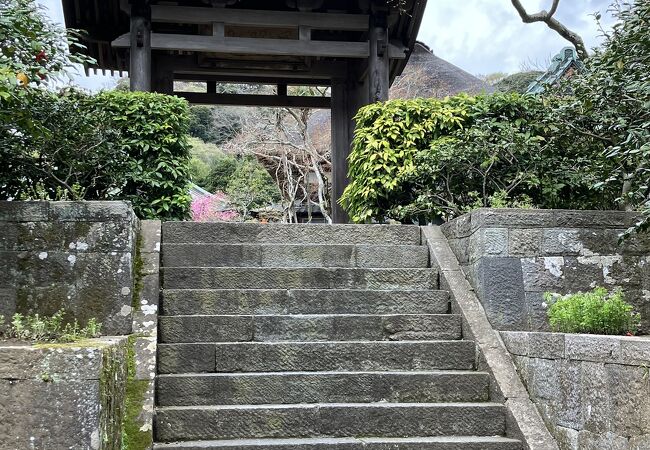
[156,371,490,406]
[162,268,438,290]
[154,403,507,441]
[159,314,461,343]
[162,243,429,269]
[161,289,450,316]
[162,222,421,245]
[153,436,523,450]
[157,341,475,374]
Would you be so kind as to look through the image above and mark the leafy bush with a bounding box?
[1,89,126,201]
[1,89,193,220]
[545,288,641,335]
[93,91,192,220]
[342,93,616,223]
[0,310,102,342]
[495,71,543,93]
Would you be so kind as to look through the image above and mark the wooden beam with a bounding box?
[331,80,351,223]
[175,92,331,109]
[150,5,369,31]
[174,73,332,86]
[113,33,407,59]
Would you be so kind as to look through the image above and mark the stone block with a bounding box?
[509,228,542,256]
[579,361,612,433]
[470,208,555,230]
[577,430,628,450]
[0,201,49,222]
[474,257,526,330]
[529,357,561,401]
[48,201,133,221]
[524,292,552,332]
[500,331,530,356]
[140,220,161,253]
[606,364,650,437]
[554,425,579,450]
[134,336,157,381]
[557,360,583,430]
[521,257,566,291]
[554,210,640,229]
[542,229,583,255]
[565,335,621,363]
[528,332,564,358]
[620,337,650,365]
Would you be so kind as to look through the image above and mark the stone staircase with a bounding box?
[154,223,523,449]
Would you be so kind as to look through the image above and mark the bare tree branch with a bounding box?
[511,0,588,60]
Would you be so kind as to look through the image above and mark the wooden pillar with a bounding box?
[331,80,350,224]
[151,57,173,94]
[368,12,389,102]
[129,1,151,92]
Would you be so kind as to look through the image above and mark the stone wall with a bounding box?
[0,201,138,334]
[441,209,650,332]
[502,331,650,450]
[0,337,128,449]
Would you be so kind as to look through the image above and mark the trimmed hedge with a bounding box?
[0,89,192,220]
[341,93,618,223]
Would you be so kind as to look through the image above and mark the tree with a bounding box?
[559,0,649,233]
[226,157,280,219]
[510,0,588,60]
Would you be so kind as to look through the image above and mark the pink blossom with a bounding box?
[191,192,240,222]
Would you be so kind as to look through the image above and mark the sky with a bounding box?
[36,0,613,90]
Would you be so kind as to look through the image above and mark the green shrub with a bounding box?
[341,93,616,223]
[0,310,102,342]
[545,288,641,335]
[94,91,192,220]
[1,89,192,220]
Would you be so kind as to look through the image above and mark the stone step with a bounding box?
[161,289,450,316]
[157,341,475,374]
[156,371,490,406]
[162,268,438,290]
[154,403,507,442]
[162,243,429,269]
[153,436,523,450]
[162,222,421,245]
[159,314,461,343]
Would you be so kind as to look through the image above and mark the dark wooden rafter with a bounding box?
[175,92,331,109]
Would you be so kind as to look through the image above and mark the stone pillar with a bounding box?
[129,0,152,92]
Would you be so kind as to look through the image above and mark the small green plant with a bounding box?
[0,310,102,343]
[545,287,641,335]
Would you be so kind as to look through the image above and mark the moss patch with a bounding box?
[121,335,153,450]
[131,233,144,311]
[100,339,127,450]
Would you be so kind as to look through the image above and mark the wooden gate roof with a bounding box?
[62,0,427,84]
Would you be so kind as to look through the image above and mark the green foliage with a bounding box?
[1,89,125,201]
[93,91,192,220]
[207,155,239,193]
[0,310,102,342]
[1,89,193,220]
[495,71,544,93]
[545,288,641,335]
[560,0,649,234]
[188,105,241,145]
[342,93,616,223]
[226,157,280,217]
